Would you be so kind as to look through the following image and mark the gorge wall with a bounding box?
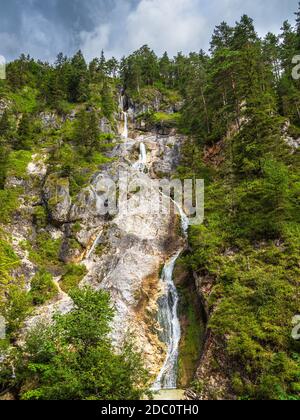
[2,93,205,391]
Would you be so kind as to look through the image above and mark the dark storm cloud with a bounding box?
[0,0,127,61]
[0,0,297,62]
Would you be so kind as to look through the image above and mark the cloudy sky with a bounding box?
[0,0,298,62]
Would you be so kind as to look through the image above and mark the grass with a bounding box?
[152,112,181,125]
[9,87,39,113]
[0,189,21,224]
[60,264,87,294]
[27,232,62,271]
[0,232,19,289]
[6,150,32,179]
[30,269,58,306]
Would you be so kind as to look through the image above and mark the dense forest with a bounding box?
[0,4,300,400]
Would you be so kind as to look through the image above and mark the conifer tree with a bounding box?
[16,113,32,150]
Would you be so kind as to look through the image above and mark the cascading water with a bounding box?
[133,142,147,172]
[122,111,128,139]
[87,137,188,390]
[153,252,181,390]
[153,206,189,391]
[132,142,189,390]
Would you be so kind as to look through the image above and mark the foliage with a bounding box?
[0,288,150,400]
[30,270,58,306]
[27,232,62,271]
[60,264,87,294]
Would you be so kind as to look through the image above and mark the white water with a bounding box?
[133,142,147,172]
[153,252,181,390]
[86,229,103,260]
[86,138,188,389]
[153,207,188,390]
[132,141,188,389]
[122,111,128,139]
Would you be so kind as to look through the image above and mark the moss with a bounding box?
[68,238,83,252]
[152,112,181,125]
[33,206,48,229]
[95,243,108,257]
[30,269,58,306]
[60,264,87,294]
[178,294,205,388]
[176,262,205,388]
[71,222,82,235]
[27,232,62,271]
[6,150,32,179]
[0,232,20,298]
[0,189,21,223]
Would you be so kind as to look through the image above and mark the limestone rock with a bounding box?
[43,174,72,224]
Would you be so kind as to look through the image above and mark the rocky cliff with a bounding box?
[2,95,193,383]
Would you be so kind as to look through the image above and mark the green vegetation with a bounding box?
[0,3,300,401]
[0,189,20,224]
[6,150,32,178]
[176,11,300,400]
[30,270,58,306]
[177,274,205,388]
[60,264,87,293]
[0,288,150,400]
[27,232,62,271]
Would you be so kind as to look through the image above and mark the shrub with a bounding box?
[60,264,87,294]
[30,269,58,305]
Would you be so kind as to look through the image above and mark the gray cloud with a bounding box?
[0,0,297,62]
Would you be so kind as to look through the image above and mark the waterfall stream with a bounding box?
[86,138,188,390]
[153,202,189,390]
[133,142,147,172]
[132,142,189,390]
[122,111,128,139]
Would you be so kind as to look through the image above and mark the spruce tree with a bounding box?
[0,111,10,138]
[16,114,32,150]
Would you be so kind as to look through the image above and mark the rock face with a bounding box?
[14,126,186,378]
[282,120,300,150]
[43,174,72,224]
[5,95,187,381]
[99,117,113,134]
[188,272,234,400]
[39,112,62,129]
[79,132,185,376]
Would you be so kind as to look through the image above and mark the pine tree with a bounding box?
[262,33,281,82]
[0,139,8,189]
[159,52,172,87]
[16,114,32,150]
[106,57,119,78]
[102,82,115,120]
[69,50,89,102]
[210,21,234,52]
[0,111,10,137]
[232,15,258,50]
[295,2,300,47]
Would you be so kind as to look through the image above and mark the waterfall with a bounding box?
[153,195,189,390]
[86,230,102,260]
[153,251,181,390]
[133,142,147,172]
[122,111,128,139]
[131,140,188,390]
